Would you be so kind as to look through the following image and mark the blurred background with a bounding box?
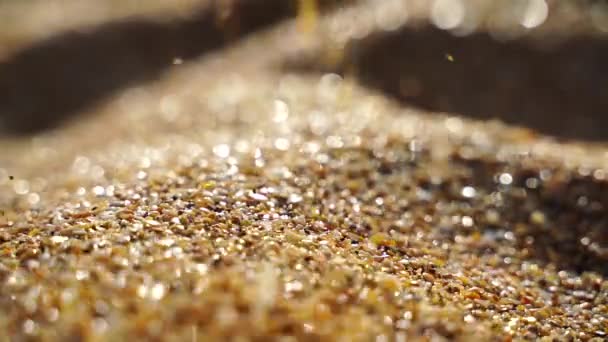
[1,0,608,139]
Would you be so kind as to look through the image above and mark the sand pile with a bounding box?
[0,1,606,340]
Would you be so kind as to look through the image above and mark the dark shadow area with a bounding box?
[452,153,608,276]
[287,25,608,141]
[0,0,346,135]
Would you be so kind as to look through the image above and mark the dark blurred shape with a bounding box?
[0,0,346,135]
[453,155,608,276]
[291,25,608,141]
[352,26,608,141]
